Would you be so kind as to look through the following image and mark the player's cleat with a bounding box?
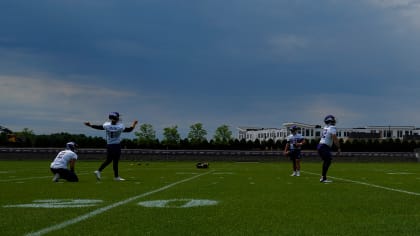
[296,171,300,177]
[52,173,60,182]
[94,170,101,181]
[290,171,297,176]
[114,176,125,181]
[320,178,332,183]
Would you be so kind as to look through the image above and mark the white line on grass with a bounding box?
[25,170,214,236]
[0,176,51,182]
[0,172,92,183]
[303,171,420,196]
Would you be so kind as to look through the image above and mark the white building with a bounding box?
[238,122,420,142]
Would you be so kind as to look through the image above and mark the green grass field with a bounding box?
[1,160,419,236]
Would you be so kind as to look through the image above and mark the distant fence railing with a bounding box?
[0,148,416,159]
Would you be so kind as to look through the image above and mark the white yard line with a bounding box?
[25,171,214,236]
[0,172,92,183]
[0,176,51,182]
[303,171,420,196]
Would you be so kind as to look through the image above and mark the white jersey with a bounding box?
[50,150,78,169]
[286,133,304,150]
[319,125,337,147]
[103,121,125,144]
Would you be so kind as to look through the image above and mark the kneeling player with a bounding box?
[50,142,79,182]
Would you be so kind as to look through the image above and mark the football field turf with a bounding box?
[1,160,419,236]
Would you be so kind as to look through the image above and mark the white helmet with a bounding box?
[66,142,78,151]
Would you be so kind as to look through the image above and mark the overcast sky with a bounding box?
[1,0,420,140]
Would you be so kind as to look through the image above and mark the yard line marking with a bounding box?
[0,172,92,183]
[0,176,51,182]
[25,170,214,236]
[303,171,420,196]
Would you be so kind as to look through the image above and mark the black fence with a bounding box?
[0,148,418,162]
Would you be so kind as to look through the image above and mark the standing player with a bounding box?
[284,126,305,176]
[84,112,138,181]
[317,115,341,183]
[50,142,79,182]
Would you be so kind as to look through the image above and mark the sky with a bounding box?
[1,0,420,140]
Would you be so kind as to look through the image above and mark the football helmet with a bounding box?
[290,125,298,132]
[66,142,78,151]
[108,112,120,121]
[324,115,336,125]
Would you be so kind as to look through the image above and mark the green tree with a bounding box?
[265,139,275,150]
[18,128,36,146]
[162,125,181,148]
[135,123,157,147]
[188,123,207,145]
[213,124,233,145]
[0,132,8,146]
[254,139,261,150]
[275,139,283,150]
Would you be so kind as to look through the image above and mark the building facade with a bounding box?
[238,122,420,142]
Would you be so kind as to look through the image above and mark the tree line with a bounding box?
[0,123,419,152]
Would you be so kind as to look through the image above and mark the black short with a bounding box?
[50,168,78,182]
[289,150,302,160]
[317,144,332,161]
[107,144,121,160]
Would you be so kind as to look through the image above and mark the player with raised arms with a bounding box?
[317,115,341,183]
[84,112,138,181]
